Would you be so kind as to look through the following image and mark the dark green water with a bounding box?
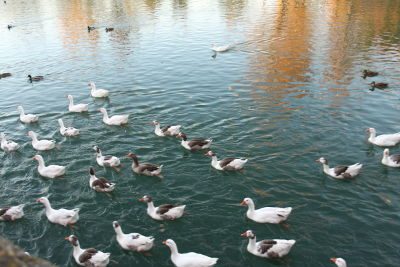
[1,0,400,266]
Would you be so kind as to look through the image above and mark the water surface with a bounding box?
[1,0,400,266]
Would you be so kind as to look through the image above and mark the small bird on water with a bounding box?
[362,69,378,79]
[105,27,114,32]
[87,26,95,32]
[370,81,388,90]
[28,75,44,82]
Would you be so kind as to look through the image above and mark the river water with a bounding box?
[1,0,400,266]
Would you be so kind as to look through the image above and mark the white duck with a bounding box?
[17,106,38,123]
[112,221,154,252]
[28,131,55,151]
[211,44,232,52]
[36,197,79,226]
[330,258,347,267]
[381,148,400,167]
[315,157,362,179]
[93,146,121,170]
[67,95,88,112]
[99,108,128,126]
[205,150,248,170]
[33,155,65,178]
[0,204,25,221]
[367,128,400,146]
[88,81,109,98]
[139,195,186,221]
[240,198,292,224]
[241,230,295,259]
[163,239,218,267]
[152,121,181,137]
[127,153,163,177]
[89,167,116,192]
[0,133,20,152]
[65,235,110,267]
[177,133,212,151]
[58,119,80,137]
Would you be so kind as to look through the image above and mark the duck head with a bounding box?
[315,157,328,165]
[65,235,79,246]
[112,221,120,229]
[240,230,255,239]
[330,258,347,267]
[152,120,160,126]
[177,132,187,141]
[138,195,152,203]
[204,151,216,157]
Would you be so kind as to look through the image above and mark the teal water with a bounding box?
[1,0,400,266]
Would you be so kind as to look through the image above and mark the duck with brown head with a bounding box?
[127,153,163,177]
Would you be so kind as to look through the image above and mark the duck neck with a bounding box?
[147,201,155,213]
[42,199,53,213]
[68,97,74,107]
[247,201,255,213]
[247,236,257,251]
[30,133,38,142]
[114,226,124,237]
[18,107,25,116]
[58,120,65,130]
[169,243,179,257]
[131,157,139,167]
[101,111,109,120]
[36,157,46,169]
[96,149,103,158]
[322,163,330,173]
[90,83,97,92]
[211,155,218,164]
[89,173,96,183]
[368,131,376,141]
[72,242,83,257]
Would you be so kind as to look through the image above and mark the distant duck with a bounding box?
[0,204,25,221]
[99,108,128,126]
[381,148,400,167]
[87,26,96,32]
[370,81,388,89]
[0,133,20,152]
[112,221,154,252]
[93,146,121,170]
[105,27,114,32]
[88,81,109,98]
[177,132,212,151]
[28,131,55,151]
[67,95,88,112]
[127,153,163,177]
[37,197,79,226]
[241,230,295,259]
[17,106,38,123]
[27,75,44,82]
[58,119,80,137]
[211,44,232,52]
[362,69,378,79]
[33,155,65,178]
[330,258,347,267]
[205,151,248,171]
[65,235,110,267]
[315,157,362,179]
[0,72,11,78]
[7,24,13,30]
[89,167,116,192]
[240,197,292,224]
[367,128,400,147]
[163,239,218,267]
[139,195,186,221]
[152,121,181,137]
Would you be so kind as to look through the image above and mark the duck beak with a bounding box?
[240,200,246,206]
[64,237,69,241]
[314,159,320,162]
[35,198,40,202]
[138,198,144,202]
[162,240,167,245]
[240,232,247,237]
[365,128,370,133]
[32,157,35,160]
[330,258,337,263]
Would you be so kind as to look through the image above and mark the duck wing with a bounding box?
[334,165,348,176]
[161,125,171,133]
[188,139,209,147]
[219,158,235,168]
[390,154,400,164]
[92,178,111,189]
[138,163,159,172]
[79,248,97,264]
[156,204,175,215]
[0,207,10,217]
[258,240,277,254]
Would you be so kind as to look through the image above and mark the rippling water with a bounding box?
[1,0,400,266]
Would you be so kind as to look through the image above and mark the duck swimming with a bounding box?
[139,195,186,221]
[99,108,128,126]
[152,120,181,137]
[330,258,347,267]
[366,127,400,147]
[27,75,44,82]
[177,132,212,151]
[112,221,154,252]
[0,132,19,152]
[67,95,88,112]
[370,81,388,89]
[205,150,248,171]
[381,148,400,167]
[93,146,121,171]
[37,197,79,227]
[65,235,110,267]
[88,82,109,98]
[33,155,65,178]
[58,119,80,137]
[89,167,116,192]
[240,197,292,224]
[315,157,362,179]
[362,69,378,79]
[17,106,38,123]
[127,153,163,177]
[28,131,56,151]
[0,204,25,221]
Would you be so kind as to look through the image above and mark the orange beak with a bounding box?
[35,198,41,202]
[240,200,246,206]
[314,159,320,162]
[240,232,247,237]
[330,258,337,263]
[32,157,35,160]
[64,237,69,241]
[138,198,144,202]
[162,240,167,245]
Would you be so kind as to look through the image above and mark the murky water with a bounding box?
[1,0,400,266]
